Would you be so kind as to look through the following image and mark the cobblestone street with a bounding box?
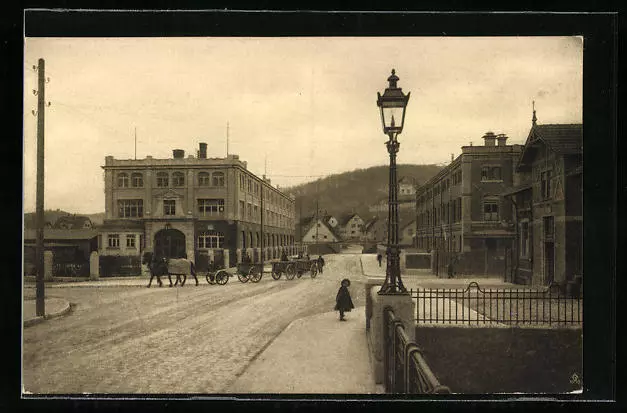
[22,252,368,394]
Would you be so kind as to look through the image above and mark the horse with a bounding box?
[143,251,174,288]
[165,257,199,286]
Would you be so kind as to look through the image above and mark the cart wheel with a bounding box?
[271,269,282,280]
[249,267,262,283]
[296,270,303,279]
[216,270,229,285]
[286,264,296,280]
[310,264,318,278]
[237,271,249,283]
[206,272,216,285]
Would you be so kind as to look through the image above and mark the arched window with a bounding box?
[198,172,210,186]
[172,172,185,187]
[117,173,129,188]
[156,172,169,187]
[131,172,143,188]
[198,230,224,249]
[212,171,225,187]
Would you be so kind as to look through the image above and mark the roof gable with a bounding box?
[518,123,582,170]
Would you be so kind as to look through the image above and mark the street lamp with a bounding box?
[377,69,410,295]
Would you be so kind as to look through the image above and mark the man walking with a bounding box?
[376,253,383,267]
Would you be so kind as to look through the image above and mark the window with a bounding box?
[457,198,462,222]
[157,172,169,187]
[520,221,529,257]
[240,174,246,190]
[172,172,185,187]
[108,234,120,248]
[131,173,143,188]
[543,216,554,239]
[254,205,259,220]
[198,199,224,216]
[126,235,136,248]
[117,173,129,188]
[117,199,144,218]
[248,179,252,193]
[481,166,502,181]
[164,199,176,216]
[198,172,210,186]
[483,200,499,221]
[247,203,253,218]
[212,171,225,187]
[541,170,552,199]
[239,201,245,219]
[198,230,224,249]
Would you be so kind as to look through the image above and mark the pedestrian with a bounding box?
[281,250,288,262]
[376,253,382,267]
[334,278,354,321]
[317,255,325,273]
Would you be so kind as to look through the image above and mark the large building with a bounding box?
[98,143,296,269]
[415,132,523,276]
[502,120,582,286]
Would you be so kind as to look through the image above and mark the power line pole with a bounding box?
[35,58,46,316]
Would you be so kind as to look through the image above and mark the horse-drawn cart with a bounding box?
[271,257,318,280]
[236,262,263,283]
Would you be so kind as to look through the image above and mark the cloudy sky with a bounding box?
[23,36,582,214]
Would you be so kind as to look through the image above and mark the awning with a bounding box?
[501,183,532,197]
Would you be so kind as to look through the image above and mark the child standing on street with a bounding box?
[335,278,355,321]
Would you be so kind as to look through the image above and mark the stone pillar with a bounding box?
[253,247,259,263]
[236,248,242,264]
[44,250,54,281]
[89,251,99,280]
[223,249,230,269]
[208,249,215,264]
[274,246,279,259]
[400,249,407,272]
[368,285,416,384]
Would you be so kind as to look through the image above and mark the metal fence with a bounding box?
[411,282,583,326]
[384,308,451,394]
[52,262,89,277]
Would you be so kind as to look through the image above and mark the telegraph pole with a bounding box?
[35,58,46,316]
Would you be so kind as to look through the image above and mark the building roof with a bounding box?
[518,123,582,169]
[23,229,99,241]
[339,213,361,226]
[364,217,379,231]
[501,183,533,197]
[54,215,93,229]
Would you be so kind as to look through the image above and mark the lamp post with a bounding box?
[377,69,410,295]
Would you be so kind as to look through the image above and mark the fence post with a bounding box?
[44,250,54,281]
[89,251,99,280]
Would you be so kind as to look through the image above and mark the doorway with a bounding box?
[154,228,186,260]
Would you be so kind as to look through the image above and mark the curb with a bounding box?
[24,301,72,328]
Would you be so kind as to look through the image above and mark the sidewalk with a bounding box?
[23,297,71,327]
[229,306,383,394]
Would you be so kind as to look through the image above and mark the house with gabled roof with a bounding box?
[299,214,341,244]
[54,214,94,230]
[337,213,366,240]
[502,116,582,287]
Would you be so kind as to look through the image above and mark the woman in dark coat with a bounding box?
[334,278,354,321]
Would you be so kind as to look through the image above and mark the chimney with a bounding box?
[483,131,496,146]
[173,149,185,159]
[198,142,207,159]
[496,134,508,146]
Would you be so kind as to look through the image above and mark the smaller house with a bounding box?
[299,215,341,244]
[23,228,99,274]
[54,214,94,230]
[338,213,366,240]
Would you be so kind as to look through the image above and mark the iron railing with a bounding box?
[384,308,450,394]
[411,282,582,326]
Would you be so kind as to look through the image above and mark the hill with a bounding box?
[285,164,443,221]
[23,210,105,229]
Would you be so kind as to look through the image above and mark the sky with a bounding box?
[23,36,583,214]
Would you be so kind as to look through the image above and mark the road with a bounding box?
[22,249,367,394]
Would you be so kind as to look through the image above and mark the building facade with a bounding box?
[99,144,296,268]
[415,132,523,276]
[338,213,366,240]
[503,122,582,286]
